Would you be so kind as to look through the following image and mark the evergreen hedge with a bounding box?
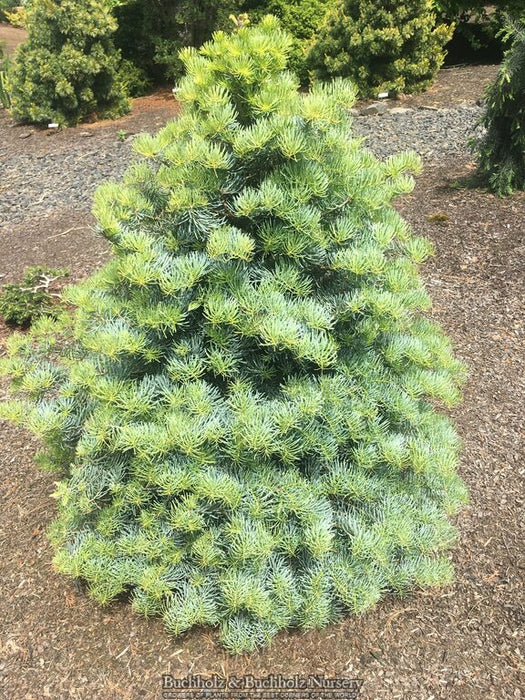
[0,18,468,653]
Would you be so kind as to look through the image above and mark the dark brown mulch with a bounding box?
[0,67,524,700]
[391,65,500,108]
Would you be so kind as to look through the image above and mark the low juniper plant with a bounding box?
[0,17,468,654]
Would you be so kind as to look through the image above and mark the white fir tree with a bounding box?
[1,17,467,653]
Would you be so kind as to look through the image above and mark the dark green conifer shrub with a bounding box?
[0,18,468,653]
[114,0,241,84]
[471,18,525,196]
[0,266,68,327]
[9,0,130,126]
[308,0,454,97]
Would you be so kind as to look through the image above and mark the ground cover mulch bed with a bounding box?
[0,64,523,699]
[0,22,26,56]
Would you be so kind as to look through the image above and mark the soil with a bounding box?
[0,65,524,699]
[0,22,26,56]
[371,64,500,109]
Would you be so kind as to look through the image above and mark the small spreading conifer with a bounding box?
[9,0,130,126]
[0,18,468,653]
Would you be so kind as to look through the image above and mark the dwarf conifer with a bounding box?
[308,0,453,97]
[0,17,467,653]
[9,0,129,126]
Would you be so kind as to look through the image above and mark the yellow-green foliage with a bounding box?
[0,0,19,23]
[9,0,130,126]
[241,0,331,81]
[308,0,454,97]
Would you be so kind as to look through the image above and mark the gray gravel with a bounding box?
[1,138,133,226]
[1,104,484,229]
[352,104,483,159]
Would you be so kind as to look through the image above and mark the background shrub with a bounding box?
[8,0,130,126]
[118,58,151,98]
[0,41,11,109]
[114,0,241,85]
[0,0,18,22]
[436,1,523,61]
[437,1,524,37]
[0,267,68,327]
[471,17,525,196]
[0,18,467,653]
[308,0,454,97]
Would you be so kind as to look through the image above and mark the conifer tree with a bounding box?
[0,17,468,653]
[9,0,129,126]
[471,17,525,195]
[308,0,453,97]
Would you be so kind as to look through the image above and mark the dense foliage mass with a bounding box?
[114,0,241,90]
[0,0,20,21]
[437,1,524,54]
[0,19,467,653]
[308,0,453,97]
[472,18,525,195]
[8,0,130,125]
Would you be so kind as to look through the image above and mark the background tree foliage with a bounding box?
[8,0,130,125]
[113,0,241,91]
[436,1,524,31]
[472,17,525,195]
[436,1,524,59]
[308,0,454,97]
[1,19,467,653]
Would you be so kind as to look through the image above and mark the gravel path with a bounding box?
[1,104,484,228]
[1,138,133,226]
[352,104,483,160]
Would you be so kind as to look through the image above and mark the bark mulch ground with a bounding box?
[0,65,523,700]
[0,22,26,56]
